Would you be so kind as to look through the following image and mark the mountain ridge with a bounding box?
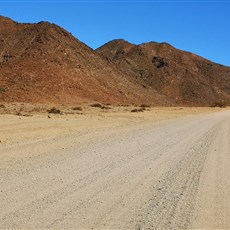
[0,16,229,106]
[96,39,230,105]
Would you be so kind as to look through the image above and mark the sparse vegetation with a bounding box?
[118,104,129,107]
[47,107,61,114]
[140,104,150,108]
[72,106,83,111]
[90,103,111,109]
[33,106,43,113]
[101,106,111,110]
[91,103,102,108]
[16,107,23,116]
[210,101,227,108]
[131,108,145,112]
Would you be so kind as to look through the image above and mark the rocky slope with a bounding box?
[1,16,230,106]
[0,16,165,105]
[97,39,230,106]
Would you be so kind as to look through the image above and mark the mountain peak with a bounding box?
[0,15,17,30]
[96,39,135,61]
[0,15,15,23]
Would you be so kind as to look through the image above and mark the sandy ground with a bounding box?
[0,103,221,145]
[0,105,230,229]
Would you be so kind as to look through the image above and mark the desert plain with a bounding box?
[0,104,230,229]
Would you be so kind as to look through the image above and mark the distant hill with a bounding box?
[96,39,230,106]
[1,16,230,106]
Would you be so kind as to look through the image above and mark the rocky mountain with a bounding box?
[96,39,230,106]
[0,16,165,105]
[1,16,230,106]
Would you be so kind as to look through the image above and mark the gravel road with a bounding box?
[0,110,230,229]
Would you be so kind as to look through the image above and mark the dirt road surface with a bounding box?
[0,110,230,229]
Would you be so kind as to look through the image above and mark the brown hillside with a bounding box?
[97,40,230,106]
[1,16,230,106]
[0,16,168,105]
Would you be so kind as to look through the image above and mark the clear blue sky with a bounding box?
[0,0,230,66]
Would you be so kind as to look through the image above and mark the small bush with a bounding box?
[131,108,145,113]
[140,104,150,108]
[118,104,129,107]
[101,106,111,110]
[72,106,83,111]
[47,107,61,114]
[16,107,23,116]
[91,103,102,108]
[210,101,227,108]
[0,104,5,108]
